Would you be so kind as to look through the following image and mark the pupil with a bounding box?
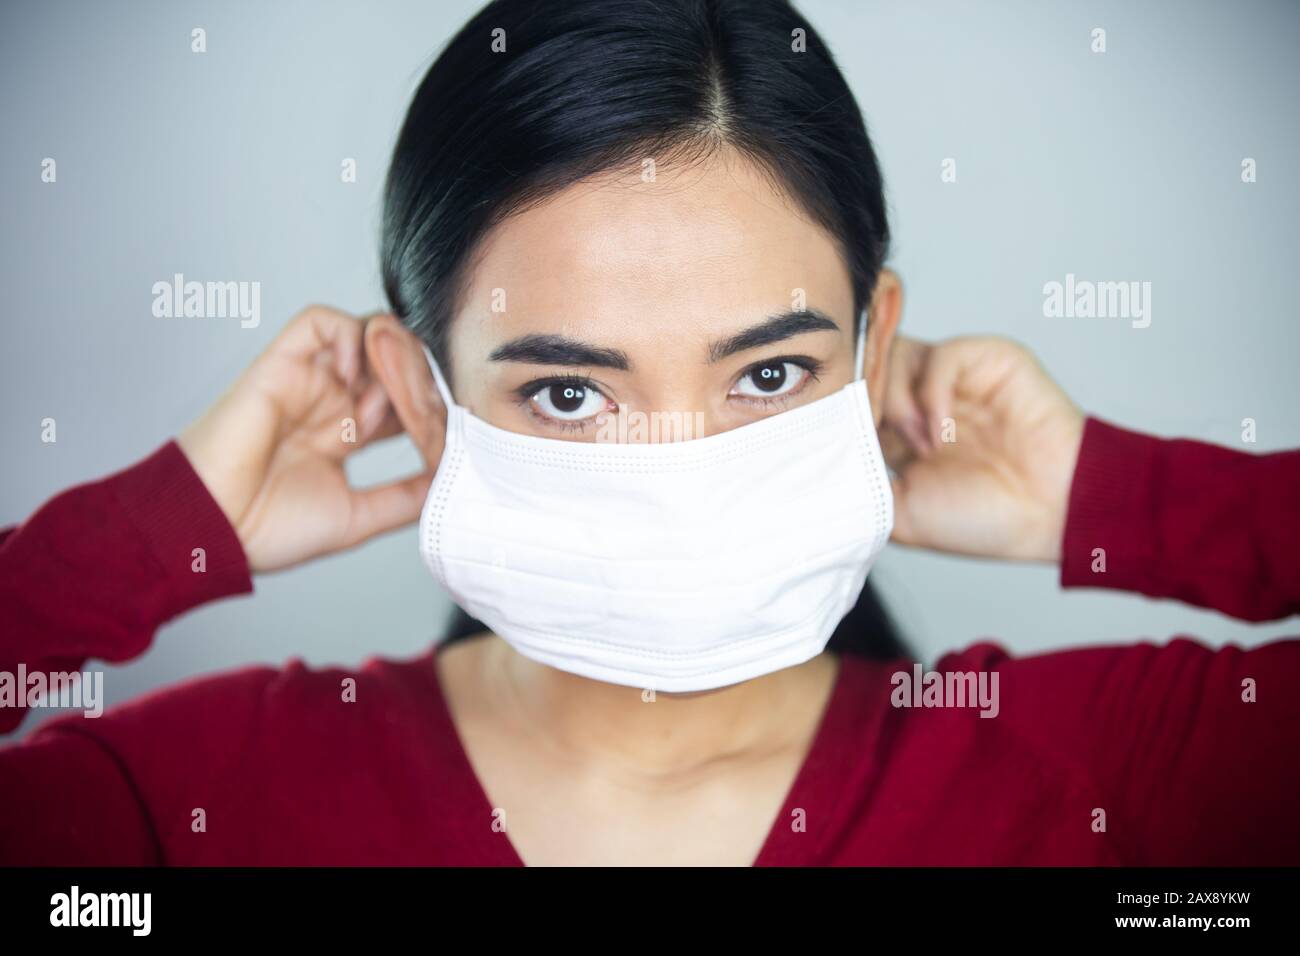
[754,363,786,392]
[551,384,586,413]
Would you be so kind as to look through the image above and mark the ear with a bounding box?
[862,268,903,427]
[364,313,447,469]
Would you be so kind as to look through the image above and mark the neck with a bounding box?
[479,634,841,778]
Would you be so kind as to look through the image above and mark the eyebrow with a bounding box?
[706,309,841,363]
[488,334,630,370]
[486,309,842,370]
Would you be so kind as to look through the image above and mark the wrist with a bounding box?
[177,391,274,541]
[1041,411,1086,563]
[176,424,242,531]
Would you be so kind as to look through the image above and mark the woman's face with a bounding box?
[440,148,900,442]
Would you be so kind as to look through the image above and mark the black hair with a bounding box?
[383,0,907,661]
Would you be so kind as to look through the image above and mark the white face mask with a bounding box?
[418,312,893,693]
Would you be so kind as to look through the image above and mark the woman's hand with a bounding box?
[879,335,1085,563]
[178,305,441,573]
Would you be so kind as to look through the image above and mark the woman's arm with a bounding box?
[0,441,252,863]
[0,305,438,864]
[1,305,437,737]
[1062,416,1300,621]
[882,334,1300,621]
[0,442,251,735]
[885,336,1299,862]
[1038,419,1300,863]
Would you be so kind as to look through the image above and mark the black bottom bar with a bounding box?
[1,866,1295,940]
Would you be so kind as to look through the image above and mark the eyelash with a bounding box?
[512,355,825,431]
[731,355,824,409]
[512,376,607,433]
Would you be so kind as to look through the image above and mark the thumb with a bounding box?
[342,469,437,549]
[888,473,917,546]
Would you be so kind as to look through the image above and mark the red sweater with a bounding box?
[1,418,1298,865]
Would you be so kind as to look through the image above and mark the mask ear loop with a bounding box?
[854,305,896,484]
[421,342,456,410]
[853,308,868,382]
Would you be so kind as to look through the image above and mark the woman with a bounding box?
[1,0,1297,866]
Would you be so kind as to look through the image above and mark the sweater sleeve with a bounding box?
[1000,416,1300,864]
[0,442,256,864]
[1061,416,1300,620]
[0,440,253,735]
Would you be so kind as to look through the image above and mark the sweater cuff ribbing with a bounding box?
[1059,416,1161,593]
[109,440,253,617]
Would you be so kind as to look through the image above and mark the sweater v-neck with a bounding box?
[424,640,883,866]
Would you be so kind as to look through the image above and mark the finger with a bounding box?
[890,336,930,376]
[888,404,932,457]
[915,343,975,449]
[882,338,932,453]
[343,470,437,548]
[360,402,406,446]
[272,305,366,388]
[888,473,916,545]
[878,421,917,473]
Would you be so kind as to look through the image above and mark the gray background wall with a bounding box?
[3,0,1297,740]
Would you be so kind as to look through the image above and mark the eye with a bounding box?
[731,360,810,400]
[527,380,611,421]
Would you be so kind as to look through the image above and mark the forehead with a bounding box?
[453,151,853,347]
